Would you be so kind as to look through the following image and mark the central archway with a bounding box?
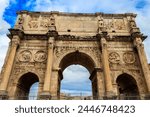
[61,65,92,99]
[58,51,99,99]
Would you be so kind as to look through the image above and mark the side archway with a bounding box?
[15,72,39,100]
[116,73,140,100]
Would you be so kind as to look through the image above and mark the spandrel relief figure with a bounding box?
[18,51,32,62]
[109,52,120,63]
[28,16,39,28]
[34,51,47,62]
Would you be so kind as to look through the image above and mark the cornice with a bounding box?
[16,10,136,18]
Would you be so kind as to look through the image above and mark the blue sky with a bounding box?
[0,0,150,96]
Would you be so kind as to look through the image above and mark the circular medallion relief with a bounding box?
[123,52,135,64]
[18,50,32,62]
[34,51,47,62]
[108,52,120,63]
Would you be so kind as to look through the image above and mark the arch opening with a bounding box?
[29,82,39,100]
[60,65,92,99]
[58,51,99,100]
[15,72,39,100]
[59,51,95,73]
[116,73,140,100]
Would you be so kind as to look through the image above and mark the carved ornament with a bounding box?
[114,19,126,30]
[18,50,47,62]
[34,51,47,62]
[108,52,120,63]
[28,15,39,28]
[18,50,32,62]
[104,19,126,31]
[123,52,135,64]
[40,15,55,28]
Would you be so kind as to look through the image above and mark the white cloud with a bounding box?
[62,65,90,83]
[0,0,10,71]
[0,35,9,71]
[61,65,92,93]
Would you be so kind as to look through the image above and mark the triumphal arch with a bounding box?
[0,11,150,100]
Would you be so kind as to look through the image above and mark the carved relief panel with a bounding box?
[123,52,135,64]
[104,19,114,31]
[114,19,126,30]
[9,47,48,86]
[34,51,47,62]
[108,50,138,71]
[28,15,39,29]
[18,50,32,62]
[108,52,120,64]
[27,14,56,30]
[17,50,47,63]
[103,18,127,32]
[40,15,55,28]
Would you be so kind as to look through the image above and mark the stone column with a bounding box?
[133,35,150,93]
[95,68,105,100]
[100,36,113,98]
[50,70,60,100]
[40,37,54,99]
[0,35,20,99]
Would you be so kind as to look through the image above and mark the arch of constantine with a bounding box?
[0,11,150,100]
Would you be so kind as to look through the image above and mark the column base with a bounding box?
[143,93,150,100]
[51,95,59,100]
[103,95,117,100]
[39,92,51,100]
[0,90,8,100]
[103,91,117,100]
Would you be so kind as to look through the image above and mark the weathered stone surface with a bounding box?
[0,11,149,100]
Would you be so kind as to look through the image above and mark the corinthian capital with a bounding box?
[134,37,143,47]
[101,37,107,48]
[11,36,20,46]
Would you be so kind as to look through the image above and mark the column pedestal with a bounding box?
[39,92,51,100]
[0,90,8,100]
